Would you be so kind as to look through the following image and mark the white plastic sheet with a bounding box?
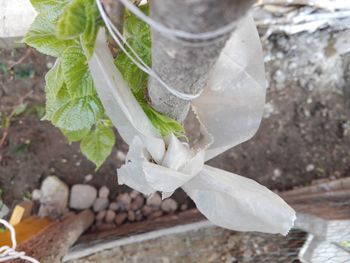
[89,14,296,235]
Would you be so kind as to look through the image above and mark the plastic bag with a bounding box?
[89,14,296,235]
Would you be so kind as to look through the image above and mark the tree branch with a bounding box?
[148,0,255,122]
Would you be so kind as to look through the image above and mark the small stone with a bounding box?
[117,193,131,207]
[31,189,42,201]
[99,186,110,198]
[128,210,135,222]
[161,198,178,213]
[109,202,120,211]
[0,201,10,219]
[115,212,128,225]
[306,164,315,172]
[273,70,285,84]
[147,193,162,207]
[135,210,143,221]
[141,205,153,216]
[46,62,53,69]
[272,169,282,181]
[180,204,188,211]
[116,150,126,161]
[131,195,144,211]
[93,197,109,212]
[69,184,97,210]
[39,176,69,218]
[130,190,140,199]
[148,211,163,219]
[84,174,93,182]
[95,210,106,222]
[105,210,116,223]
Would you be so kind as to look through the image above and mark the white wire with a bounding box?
[0,219,40,263]
[118,0,237,41]
[96,0,203,101]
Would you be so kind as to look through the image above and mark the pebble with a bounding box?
[69,184,97,210]
[128,210,135,222]
[117,193,131,207]
[306,164,315,172]
[161,198,178,213]
[95,210,106,222]
[93,197,109,212]
[273,70,286,84]
[146,193,162,207]
[135,210,143,221]
[115,212,128,225]
[84,174,93,182]
[0,201,9,219]
[108,202,120,211]
[31,189,42,201]
[99,186,110,198]
[130,190,140,199]
[46,62,53,69]
[116,150,126,161]
[131,195,144,211]
[105,210,116,223]
[272,169,282,181]
[148,211,163,219]
[141,205,153,216]
[180,204,188,211]
[39,176,69,218]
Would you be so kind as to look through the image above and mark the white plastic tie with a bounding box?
[117,0,237,41]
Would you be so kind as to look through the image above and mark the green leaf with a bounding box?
[124,5,150,39]
[52,95,104,131]
[80,0,102,58]
[141,103,185,137]
[115,5,151,98]
[45,61,64,97]
[43,83,70,121]
[23,7,75,57]
[57,0,87,39]
[80,124,115,169]
[61,46,95,97]
[43,60,65,120]
[43,82,104,131]
[30,0,68,13]
[13,103,28,116]
[61,127,90,142]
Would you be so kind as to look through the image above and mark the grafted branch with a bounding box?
[148,0,255,122]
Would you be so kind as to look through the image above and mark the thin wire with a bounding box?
[106,15,203,100]
[118,0,237,41]
[0,219,40,263]
[96,0,203,101]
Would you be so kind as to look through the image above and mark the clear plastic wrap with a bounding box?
[89,14,296,235]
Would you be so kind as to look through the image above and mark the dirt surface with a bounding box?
[1,28,350,208]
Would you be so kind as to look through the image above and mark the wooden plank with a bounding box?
[285,190,350,220]
[9,210,94,263]
[0,216,51,247]
[282,177,350,197]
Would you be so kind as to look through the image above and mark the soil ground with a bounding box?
[1,28,350,210]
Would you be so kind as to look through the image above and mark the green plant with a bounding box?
[24,0,185,169]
